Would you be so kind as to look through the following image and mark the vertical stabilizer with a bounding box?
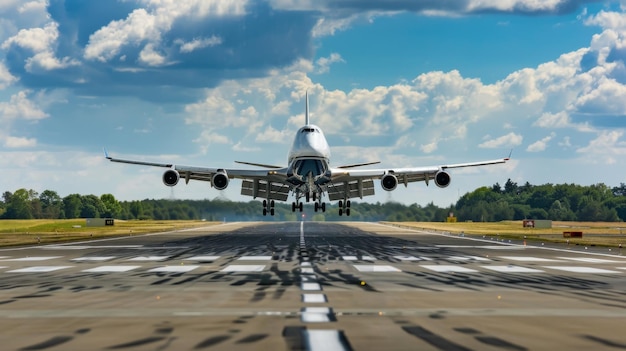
[305,91,310,125]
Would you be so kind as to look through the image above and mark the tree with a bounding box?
[100,194,122,218]
[40,190,63,219]
[3,188,34,219]
[63,194,83,219]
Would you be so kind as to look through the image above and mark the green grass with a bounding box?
[0,219,218,247]
[382,221,626,247]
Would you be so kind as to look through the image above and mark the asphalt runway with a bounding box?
[1,221,626,351]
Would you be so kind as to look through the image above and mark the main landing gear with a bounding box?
[338,199,351,216]
[314,202,326,212]
[291,201,304,212]
[263,199,275,216]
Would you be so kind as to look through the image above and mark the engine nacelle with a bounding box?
[381,174,398,191]
[162,169,180,186]
[212,172,229,190]
[435,171,451,188]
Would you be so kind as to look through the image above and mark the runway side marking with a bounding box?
[1,256,62,261]
[148,265,200,273]
[436,245,522,250]
[421,265,479,273]
[221,265,265,272]
[184,255,220,262]
[303,329,352,351]
[542,266,622,274]
[7,266,72,273]
[499,256,562,262]
[353,265,401,272]
[556,257,624,263]
[82,265,141,273]
[71,256,116,262]
[482,265,545,273]
[237,256,273,261]
[127,256,170,261]
[302,294,327,303]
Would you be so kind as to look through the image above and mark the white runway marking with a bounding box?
[237,256,272,261]
[556,257,624,263]
[499,256,562,262]
[221,265,265,272]
[437,245,522,250]
[353,265,401,272]
[184,255,220,262]
[301,282,322,291]
[448,256,491,262]
[303,294,327,303]
[71,257,116,262]
[393,255,421,261]
[543,266,622,274]
[2,256,61,262]
[301,267,315,274]
[341,256,358,261]
[304,329,348,351]
[302,275,317,282]
[82,266,140,273]
[148,265,200,273]
[421,265,478,273]
[482,265,545,273]
[127,256,170,262]
[301,307,332,323]
[7,266,72,273]
[361,256,376,261]
[301,262,311,267]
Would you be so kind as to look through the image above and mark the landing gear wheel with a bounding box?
[270,208,275,216]
[346,200,351,208]
[339,200,343,208]
[292,202,296,212]
[346,208,351,216]
[299,202,303,212]
[263,200,267,207]
[270,200,275,207]
[263,208,267,216]
[314,203,319,212]
[306,193,310,202]
[321,202,326,212]
[339,208,343,216]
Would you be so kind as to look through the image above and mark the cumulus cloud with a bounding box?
[4,136,37,148]
[479,133,523,148]
[0,90,48,121]
[177,36,223,53]
[527,132,556,152]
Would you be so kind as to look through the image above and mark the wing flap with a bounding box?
[327,179,375,201]
[241,179,290,201]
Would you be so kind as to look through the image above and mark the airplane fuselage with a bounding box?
[286,124,331,199]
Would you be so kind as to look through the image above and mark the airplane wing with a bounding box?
[105,152,292,201]
[325,157,509,201]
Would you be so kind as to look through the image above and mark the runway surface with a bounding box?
[1,221,626,350]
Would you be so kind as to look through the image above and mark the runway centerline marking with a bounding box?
[543,266,622,274]
[421,265,479,273]
[353,265,401,272]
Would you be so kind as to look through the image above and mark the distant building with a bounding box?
[86,218,114,227]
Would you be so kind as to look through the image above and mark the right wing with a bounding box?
[105,151,292,201]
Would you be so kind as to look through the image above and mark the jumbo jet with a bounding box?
[106,93,509,216]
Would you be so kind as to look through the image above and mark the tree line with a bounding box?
[1,180,626,222]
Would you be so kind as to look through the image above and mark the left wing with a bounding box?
[325,157,509,200]
[105,151,292,201]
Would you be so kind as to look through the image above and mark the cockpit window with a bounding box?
[300,128,318,133]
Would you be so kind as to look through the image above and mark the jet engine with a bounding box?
[212,171,229,190]
[162,169,180,186]
[381,174,398,191]
[435,171,451,188]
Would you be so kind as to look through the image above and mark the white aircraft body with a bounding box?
[106,93,509,216]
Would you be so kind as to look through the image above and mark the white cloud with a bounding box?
[0,90,48,121]
[315,53,344,74]
[577,130,626,164]
[526,132,556,152]
[0,62,18,88]
[177,36,222,53]
[4,135,37,148]
[479,132,523,148]
[138,43,168,66]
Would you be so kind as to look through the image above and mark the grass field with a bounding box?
[381,221,626,247]
[0,219,217,247]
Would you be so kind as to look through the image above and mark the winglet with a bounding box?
[103,147,111,160]
[506,149,513,161]
[305,90,310,125]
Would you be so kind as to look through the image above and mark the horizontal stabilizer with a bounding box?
[235,161,283,169]
[337,161,381,169]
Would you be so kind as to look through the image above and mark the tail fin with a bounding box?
[305,90,310,125]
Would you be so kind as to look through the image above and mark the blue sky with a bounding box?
[1,0,626,207]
